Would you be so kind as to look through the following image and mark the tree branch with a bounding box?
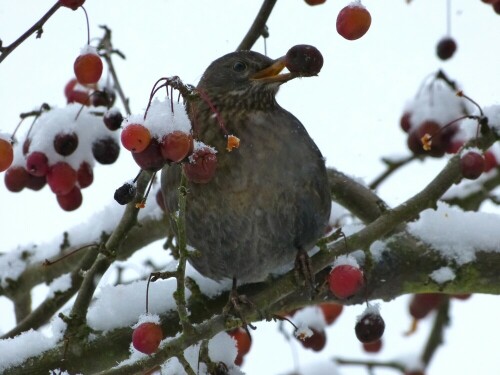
[236,0,278,51]
[0,2,61,64]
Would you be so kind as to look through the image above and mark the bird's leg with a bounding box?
[223,278,257,330]
[294,247,317,297]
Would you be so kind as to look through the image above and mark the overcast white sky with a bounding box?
[1,1,500,374]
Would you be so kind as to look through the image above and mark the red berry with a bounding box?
[77,162,94,188]
[446,140,464,154]
[57,186,83,211]
[460,151,485,180]
[436,37,457,61]
[90,89,115,108]
[355,311,385,343]
[156,189,166,212]
[0,138,14,172]
[121,124,152,153]
[319,302,343,325]
[362,338,382,353]
[183,147,218,184]
[285,44,324,75]
[336,3,372,41]
[160,131,193,162]
[74,52,103,85]
[228,328,252,362]
[47,162,77,195]
[132,139,166,172]
[409,293,444,320]
[299,328,326,352]
[26,174,47,191]
[103,109,123,131]
[64,78,90,105]
[92,137,120,165]
[494,1,500,15]
[4,166,29,192]
[400,112,412,133]
[22,138,31,156]
[54,132,79,157]
[59,0,85,10]
[328,264,364,299]
[26,151,49,177]
[304,0,326,5]
[132,322,163,355]
[407,121,456,158]
[483,150,497,172]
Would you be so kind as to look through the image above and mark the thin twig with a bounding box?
[98,26,131,115]
[173,172,195,335]
[369,154,418,190]
[0,2,61,63]
[236,0,278,51]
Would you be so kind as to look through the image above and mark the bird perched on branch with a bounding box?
[161,50,331,285]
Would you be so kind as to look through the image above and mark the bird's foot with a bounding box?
[294,247,317,298]
[223,278,257,331]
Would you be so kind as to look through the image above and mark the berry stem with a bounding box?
[43,243,98,266]
[81,6,91,45]
[446,0,451,36]
[98,26,132,114]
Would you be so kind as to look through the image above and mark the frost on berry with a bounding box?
[132,322,163,355]
[183,143,217,184]
[336,2,372,41]
[74,46,103,85]
[328,255,364,299]
[355,304,385,343]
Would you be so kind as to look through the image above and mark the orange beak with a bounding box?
[251,56,295,83]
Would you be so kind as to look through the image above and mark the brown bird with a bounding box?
[161,50,331,284]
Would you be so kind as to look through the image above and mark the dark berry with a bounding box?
[103,109,123,131]
[355,311,385,343]
[460,151,485,180]
[132,139,166,172]
[285,45,324,75]
[299,328,326,352]
[114,182,137,205]
[92,137,120,164]
[54,132,79,157]
[4,166,29,192]
[436,37,457,60]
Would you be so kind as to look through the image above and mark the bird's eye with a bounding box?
[232,61,247,72]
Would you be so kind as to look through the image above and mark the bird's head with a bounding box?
[196,51,293,108]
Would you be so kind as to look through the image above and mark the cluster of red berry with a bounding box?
[401,74,498,180]
[304,0,372,40]
[0,42,121,211]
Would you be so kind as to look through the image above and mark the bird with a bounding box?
[161,50,331,285]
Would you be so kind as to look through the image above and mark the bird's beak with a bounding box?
[251,56,294,84]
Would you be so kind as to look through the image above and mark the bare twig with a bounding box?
[0,2,61,63]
